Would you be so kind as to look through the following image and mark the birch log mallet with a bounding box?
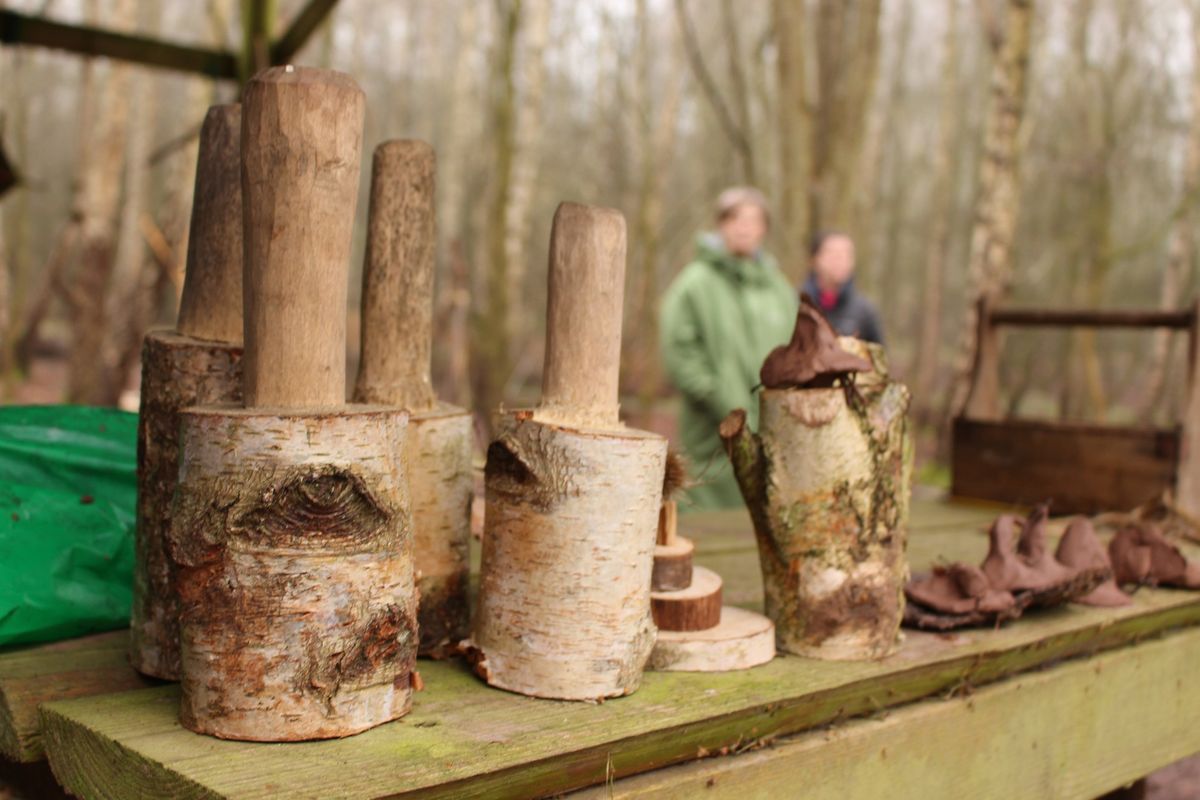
[470,202,667,701]
[353,140,473,658]
[130,104,244,680]
[168,66,417,741]
[722,306,913,661]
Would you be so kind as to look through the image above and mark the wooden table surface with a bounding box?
[6,496,1200,799]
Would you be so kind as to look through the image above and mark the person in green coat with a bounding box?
[660,187,798,511]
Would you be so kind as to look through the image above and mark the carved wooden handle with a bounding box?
[240,66,365,408]
[539,201,626,426]
[353,140,436,410]
[176,104,243,344]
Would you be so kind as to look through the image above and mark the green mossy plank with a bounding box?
[41,585,1200,799]
[0,630,151,762]
[573,625,1200,799]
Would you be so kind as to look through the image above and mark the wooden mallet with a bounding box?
[169,67,417,741]
[470,202,667,701]
[130,103,244,680]
[353,140,473,658]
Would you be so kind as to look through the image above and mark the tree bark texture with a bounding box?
[723,342,912,660]
[169,406,415,741]
[407,404,473,657]
[471,411,666,700]
[130,331,242,679]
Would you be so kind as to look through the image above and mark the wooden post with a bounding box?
[962,295,1001,420]
[169,66,417,741]
[722,340,913,660]
[470,202,667,701]
[353,140,473,658]
[1178,300,1200,517]
[129,104,244,680]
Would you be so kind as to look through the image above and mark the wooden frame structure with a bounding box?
[0,0,338,82]
[953,298,1200,515]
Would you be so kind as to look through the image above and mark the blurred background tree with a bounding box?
[1,0,1198,476]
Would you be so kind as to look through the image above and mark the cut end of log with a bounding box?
[652,535,694,591]
[651,565,723,631]
[719,409,747,443]
[539,201,627,429]
[176,103,243,345]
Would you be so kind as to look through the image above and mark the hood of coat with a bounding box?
[695,232,778,286]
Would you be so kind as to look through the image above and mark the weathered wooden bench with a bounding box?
[3,497,1197,799]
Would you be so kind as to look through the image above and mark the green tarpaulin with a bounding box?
[0,405,137,647]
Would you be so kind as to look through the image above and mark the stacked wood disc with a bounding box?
[352,140,473,658]
[130,104,244,680]
[723,309,913,661]
[167,66,417,741]
[647,492,775,672]
[470,202,667,701]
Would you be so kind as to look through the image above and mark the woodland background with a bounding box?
[1,0,1198,475]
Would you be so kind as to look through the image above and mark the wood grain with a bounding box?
[240,66,365,408]
[175,104,244,345]
[0,632,151,763]
[579,625,1200,799]
[537,202,626,428]
[952,417,1178,514]
[353,139,437,411]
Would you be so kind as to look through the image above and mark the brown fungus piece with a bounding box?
[1054,517,1130,607]
[1109,522,1200,590]
[759,295,871,389]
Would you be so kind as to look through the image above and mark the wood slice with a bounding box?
[130,330,241,679]
[651,566,723,632]
[408,404,473,658]
[647,606,775,672]
[168,406,415,741]
[471,412,666,700]
[538,202,626,428]
[652,536,695,592]
[723,339,913,661]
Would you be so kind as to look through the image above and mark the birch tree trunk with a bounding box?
[1138,3,1200,417]
[950,0,1035,416]
[470,203,667,700]
[723,341,912,660]
[170,408,415,741]
[914,0,960,414]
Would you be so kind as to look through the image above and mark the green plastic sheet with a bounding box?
[0,405,137,647]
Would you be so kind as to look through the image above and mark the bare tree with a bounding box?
[950,0,1035,417]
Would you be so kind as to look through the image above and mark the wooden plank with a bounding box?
[952,417,1178,513]
[989,307,1194,329]
[0,10,238,79]
[0,631,151,763]
[573,625,1200,800]
[39,556,1200,798]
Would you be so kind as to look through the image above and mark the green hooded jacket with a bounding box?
[660,233,798,510]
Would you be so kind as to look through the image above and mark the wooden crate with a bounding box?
[952,300,1200,515]
[952,417,1181,514]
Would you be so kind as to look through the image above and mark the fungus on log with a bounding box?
[130,104,244,680]
[168,66,416,741]
[721,299,913,660]
[469,202,667,701]
[352,140,473,658]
